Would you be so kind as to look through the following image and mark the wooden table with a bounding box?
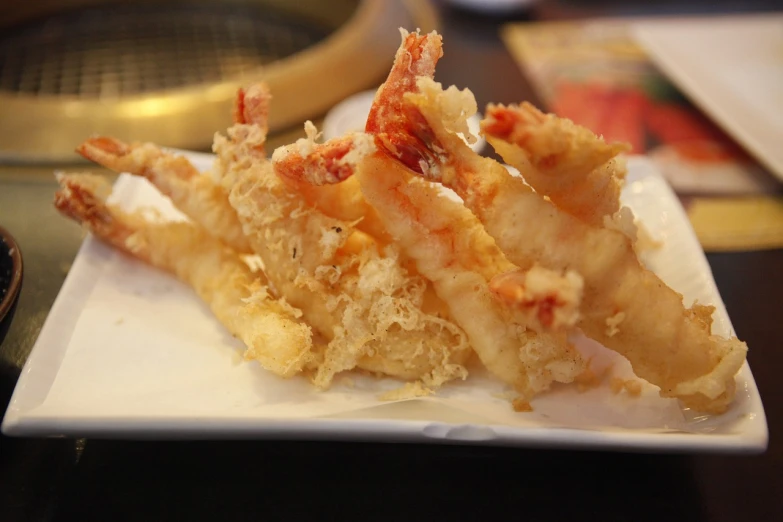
[1,1,781,520]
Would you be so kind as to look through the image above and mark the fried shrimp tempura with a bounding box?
[213,85,470,391]
[77,137,251,253]
[58,26,750,417]
[53,173,313,378]
[274,30,587,399]
[396,76,747,413]
[275,134,585,397]
[363,29,586,335]
[481,103,630,227]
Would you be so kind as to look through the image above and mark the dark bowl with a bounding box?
[0,225,23,346]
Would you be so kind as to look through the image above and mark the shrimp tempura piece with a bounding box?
[77,136,251,253]
[482,102,630,226]
[398,76,748,413]
[216,85,354,341]
[53,173,313,378]
[214,86,471,391]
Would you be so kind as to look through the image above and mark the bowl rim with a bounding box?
[0,224,23,323]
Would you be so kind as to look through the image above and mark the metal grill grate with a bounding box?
[0,4,331,97]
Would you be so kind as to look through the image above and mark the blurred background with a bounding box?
[0,0,779,173]
[0,0,439,162]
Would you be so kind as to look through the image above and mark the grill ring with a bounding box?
[0,0,438,163]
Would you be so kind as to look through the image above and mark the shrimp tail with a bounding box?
[234,83,272,133]
[273,129,376,187]
[366,28,444,173]
[77,136,251,253]
[54,173,139,256]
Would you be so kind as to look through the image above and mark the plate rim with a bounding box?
[5,413,768,454]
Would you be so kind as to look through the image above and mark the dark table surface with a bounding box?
[1,1,782,520]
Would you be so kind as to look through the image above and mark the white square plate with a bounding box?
[632,14,783,181]
[1,153,768,453]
